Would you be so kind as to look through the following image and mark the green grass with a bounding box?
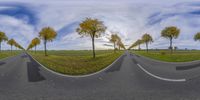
[29,50,123,75]
[131,50,200,62]
[0,50,22,59]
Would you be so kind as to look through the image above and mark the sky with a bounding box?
[0,0,200,50]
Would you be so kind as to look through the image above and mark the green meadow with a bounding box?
[29,50,123,75]
[131,50,200,62]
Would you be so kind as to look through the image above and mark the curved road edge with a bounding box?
[136,63,186,82]
[26,52,126,78]
[127,52,187,82]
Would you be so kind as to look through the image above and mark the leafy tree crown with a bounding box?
[0,31,8,42]
[194,32,200,41]
[142,33,153,43]
[39,27,57,41]
[76,18,106,38]
[7,39,16,46]
[161,26,180,39]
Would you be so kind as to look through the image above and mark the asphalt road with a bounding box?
[1,52,200,100]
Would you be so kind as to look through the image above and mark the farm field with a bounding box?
[29,50,124,75]
[131,50,200,62]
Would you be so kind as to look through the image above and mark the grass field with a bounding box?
[29,50,123,75]
[0,50,22,59]
[131,50,200,62]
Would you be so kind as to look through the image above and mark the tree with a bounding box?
[116,35,126,50]
[31,37,41,53]
[161,26,180,54]
[110,34,119,52]
[0,31,8,52]
[14,42,19,50]
[117,40,126,50]
[194,32,200,48]
[136,39,143,50]
[39,27,57,56]
[76,18,106,58]
[27,43,34,51]
[12,40,23,50]
[109,33,125,51]
[174,46,178,51]
[129,40,137,50]
[142,33,153,52]
[7,39,16,52]
[194,32,200,41]
[129,39,143,50]
[16,43,24,50]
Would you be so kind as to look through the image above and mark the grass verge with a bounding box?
[132,50,200,62]
[0,50,22,59]
[30,50,123,75]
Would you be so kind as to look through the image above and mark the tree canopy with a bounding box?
[142,33,153,43]
[76,18,106,38]
[39,27,57,42]
[7,39,16,46]
[27,37,41,50]
[0,31,8,42]
[161,26,180,39]
[194,32,200,41]
[129,39,143,49]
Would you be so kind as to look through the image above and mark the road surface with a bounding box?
[1,52,200,100]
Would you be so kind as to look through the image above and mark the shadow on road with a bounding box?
[0,61,6,66]
[105,55,126,73]
[27,56,46,82]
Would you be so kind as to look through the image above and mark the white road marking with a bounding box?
[136,64,186,82]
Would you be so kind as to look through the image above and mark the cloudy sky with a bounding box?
[0,0,200,50]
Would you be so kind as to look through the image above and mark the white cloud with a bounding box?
[0,15,36,49]
[0,0,200,50]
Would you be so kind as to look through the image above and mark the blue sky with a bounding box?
[0,0,200,50]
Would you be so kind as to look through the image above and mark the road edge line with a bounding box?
[136,64,186,82]
[27,52,125,78]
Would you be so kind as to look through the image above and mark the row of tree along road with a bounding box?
[27,17,200,57]
[27,18,126,58]
[0,32,24,52]
[129,26,200,54]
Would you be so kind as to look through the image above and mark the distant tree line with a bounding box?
[0,31,24,52]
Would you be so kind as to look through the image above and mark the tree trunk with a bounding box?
[92,37,95,58]
[138,44,140,51]
[170,37,173,54]
[11,45,12,53]
[44,40,47,56]
[146,42,148,53]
